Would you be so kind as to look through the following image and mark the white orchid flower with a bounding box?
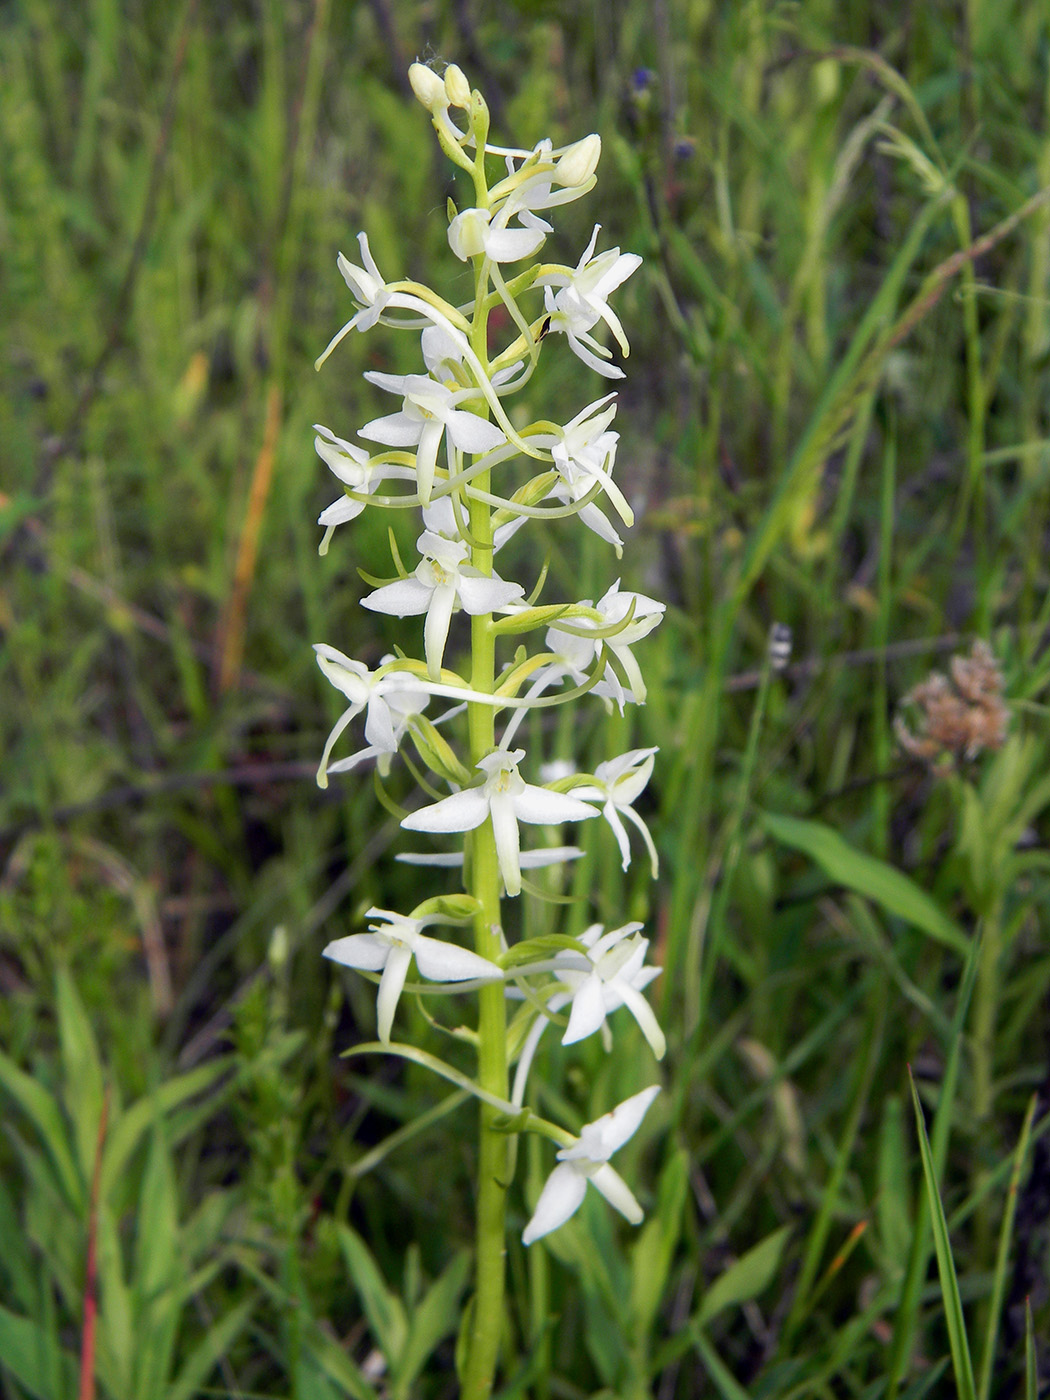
[360,371,506,505]
[324,907,503,1044]
[553,922,665,1056]
[522,1085,660,1244]
[533,394,633,554]
[545,580,665,708]
[313,646,431,787]
[571,748,659,877]
[361,532,524,680]
[314,425,415,555]
[333,232,392,336]
[539,225,642,378]
[448,206,546,264]
[401,748,597,896]
[511,922,664,1110]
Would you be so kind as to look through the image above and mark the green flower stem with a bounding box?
[462,207,511,1400]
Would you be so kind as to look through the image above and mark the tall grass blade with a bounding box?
[908,1068,977,1400]
[977,1093,1037,1400]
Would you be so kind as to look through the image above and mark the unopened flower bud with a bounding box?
[444,64,471,108]
[409,62,445,112]
[555,134,601,188]
[448,208,490,261]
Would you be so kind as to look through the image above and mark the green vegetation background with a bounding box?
[2,1,1050,1396]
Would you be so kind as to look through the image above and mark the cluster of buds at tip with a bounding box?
[312,61,664,1247]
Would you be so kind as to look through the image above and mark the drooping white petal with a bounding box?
[422,582,457,678]
[562,976,606,1045]
[376,943,414,1043]
[588,1164,644,1223]
[415,417,445,504]
[522,1163,588,1245]
[362,694,398,753]
[616,983,667,1059]
[490,789,524,896]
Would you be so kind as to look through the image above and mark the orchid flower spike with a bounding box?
[324,907,503,1044]
[522,1086,660,1244]
[401,748,598,896]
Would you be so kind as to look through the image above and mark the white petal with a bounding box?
[620,804,660,879]
[513,785,598,826]
[415,418,444,505]
[562,975,607,1045]
[376,944,413,1043]
[319,495,366,528]
[456,574,525,615]
[589,1164,644,1224]
[484,225,546,262]
[423,584,457,679]
[602,801,633,871]
[522,1163,588,1245]
[617,984,667,1060]
[444,409,506,455]
[412,934,503,983]
[402,787,491,834]
[590,1085,661,1158]
[361,577,434,617]
[363,695,398,753]
[360,411,423,447]
[323,932,390,972]
[490,791,523,897]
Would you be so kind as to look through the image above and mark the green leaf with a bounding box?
[100,1059,230,1201]
[55,965,105,1185]
[0,1050,82,1210]
[135,1128,178,1302]
[761,812,969,954]
[304,1323,381,1400]
[697,1224,793,1325]
[337,1224,408,1361]
[0,1305,77,1400]
[689,1327,752,1400]
[909,1070,977,1400]
[394,1250,470,1397]
[877,1094,912,1273]
[167,1296,254,1400]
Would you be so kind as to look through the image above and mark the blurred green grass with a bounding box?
[2,1,1050,1396]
